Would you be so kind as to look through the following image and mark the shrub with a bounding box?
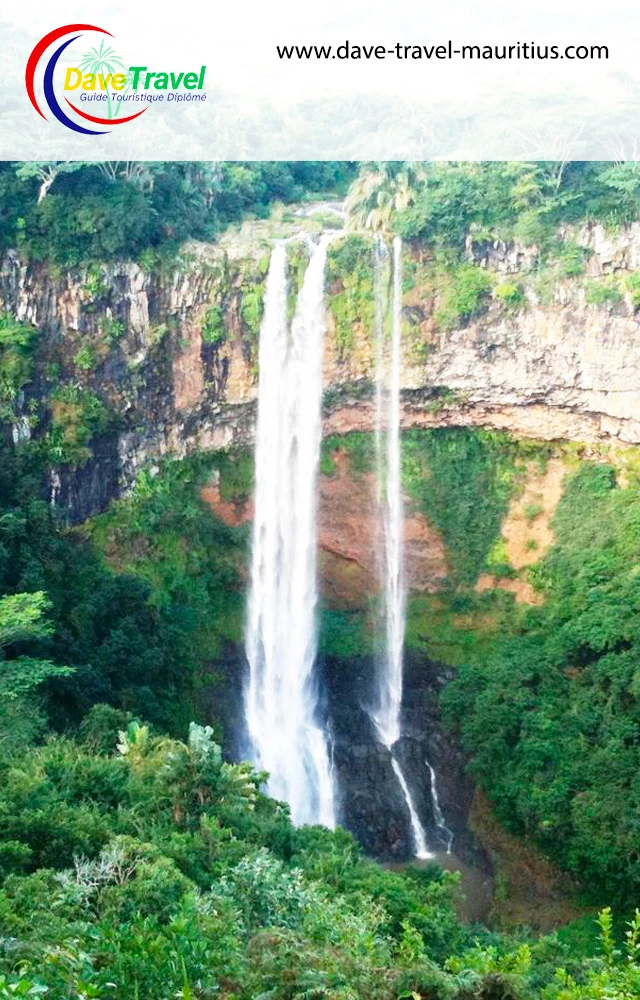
[513,209,547,248]
[584,278,623,306]
[0,313,38,420]
[45,386,111,466]
[494,281,526,311]
[202,304,225,345]
[552,240,591,277]
[326,235,374,359]
[624,271,640,309]
[434,264,492,331]
[73,344,97,372]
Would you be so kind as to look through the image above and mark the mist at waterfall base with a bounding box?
[243,230,453,860]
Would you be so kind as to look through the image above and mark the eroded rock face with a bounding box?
[1,226,640,524]
[202,448,450,609]
[317,451,449,608]
[323,648,486,865]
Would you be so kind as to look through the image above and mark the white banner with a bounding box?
[1,0,637,160]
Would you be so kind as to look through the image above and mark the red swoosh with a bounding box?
[66,98,147,125]
[26,24,112,119]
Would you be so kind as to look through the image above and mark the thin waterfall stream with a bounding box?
[245,235,335,828]
[372,235,452,859]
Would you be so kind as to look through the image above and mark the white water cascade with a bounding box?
[372,236,452,859]
[245,235,335,829]
[427,762,454,854]
[373,235,407,750]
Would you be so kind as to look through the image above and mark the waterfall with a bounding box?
[427,762,454,853]
[372,235,452,860]
[245,236,335,829]
[391,758,431,859]
[373,235,406,749]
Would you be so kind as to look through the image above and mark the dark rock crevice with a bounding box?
[207,641,490,876]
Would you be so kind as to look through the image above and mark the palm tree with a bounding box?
[345,162,429,233]
[117,720,259,824]
[78,41,127,120]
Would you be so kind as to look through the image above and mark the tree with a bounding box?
[345,162,428,232]
[0,591,73,698]
[15,162,88,203]
[117,720,259,824]
[95,162,160,191]
[0,591,73,748]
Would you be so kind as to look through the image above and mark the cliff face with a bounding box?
[6,228,633,872]
[2,221,639,525]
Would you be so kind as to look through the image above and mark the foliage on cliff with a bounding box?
[89,453,246,662]
[347,162,640,247]
[326,235,375,357]
[443,459,640,905]
[2,423,640,996]
[0,438,244,739]
[0,312,38,421]
[0,161,355,267]
[402,429,550,586]
[321,429,640,909]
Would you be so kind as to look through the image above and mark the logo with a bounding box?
[26,24,207,135]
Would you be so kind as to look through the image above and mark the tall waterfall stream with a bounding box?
[371,236,432,859]
[245,229,452,856]
[245,236,335,828]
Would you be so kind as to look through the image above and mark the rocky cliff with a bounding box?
[5,224,634,882]
[2,220,639,524]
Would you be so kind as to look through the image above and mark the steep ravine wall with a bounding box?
[5,231,631,889]
[2,222,640,522]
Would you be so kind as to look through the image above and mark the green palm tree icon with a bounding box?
[78,41,128,120]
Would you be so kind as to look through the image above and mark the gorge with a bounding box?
[6,160,640,1000]
[2,182,640,896]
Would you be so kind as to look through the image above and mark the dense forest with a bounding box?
[3,159,640,266]
[1,160,640,998]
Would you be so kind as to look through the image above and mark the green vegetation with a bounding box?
[0,313,38,420]
[321,431,376,477]
[584,277,623,306]
[443,460,640,904]
[73,343,97,372]
[1,706,640,998]
[89,453,247,693]
[0,590,73,750]
[202,303,226,345]
[341,162,640,331]
[345,163,428,232]
[389,162,640,249]
[239,278,265,343]
[1,162,356,268]
[322,428,640,916]
[213,447,254,502]
[200,255,269,359]
[624,272,640,310]
[549,240,591,278]
[402,429,548,586]
[0,436,245,738]
[432,261,493,331]
[1,416,640,996]
[494,280,526,311]
[98,316,125,344]
[326,235,375,358]
[3,162,640,997]
[45,386,112,466]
